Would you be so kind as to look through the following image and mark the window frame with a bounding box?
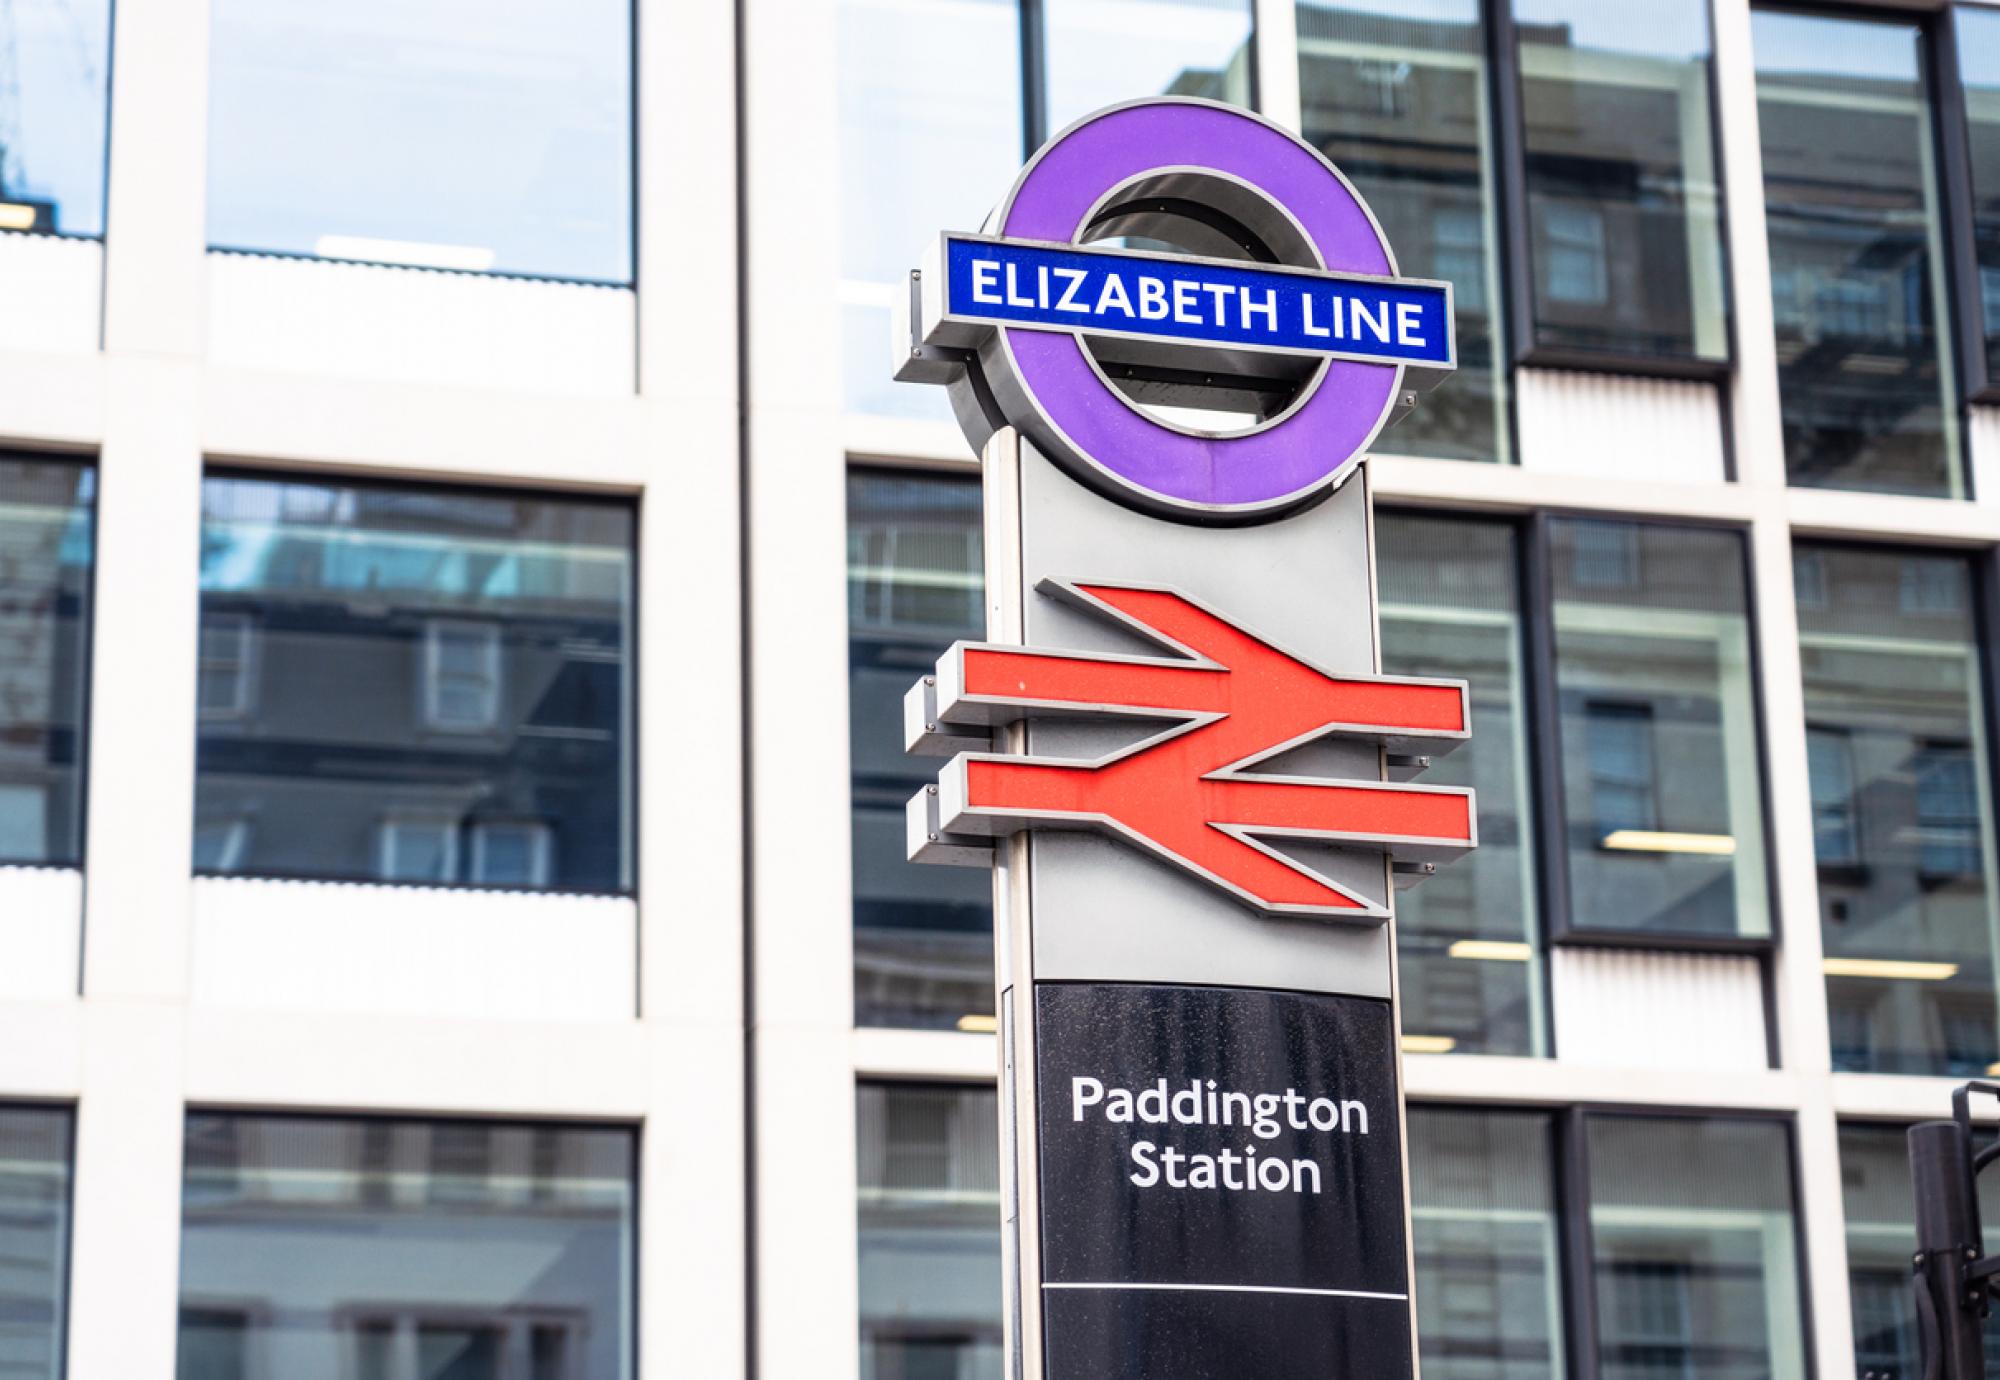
[1489,0,1739,380]
[1937,5,2000,407]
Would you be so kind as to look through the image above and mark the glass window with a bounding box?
[1407,1108,1565,1378]
[1513,0,1728,364]
[1755,11,1961,497]
[1797,544,2000,1077]
[0,455,93,868]
[0,0,112,237]
[1840,1122,2000,1377]
[1378,515,1542,1057]
[857,1083,1003,1380]
[837,0,1024,422]
[1586,1116,1807,1380]
[193,475,634,893]
[0,1109,72,1380]
[178,1114,635,1379]
[1961,7,2000,389]
[1550,520,1769,939]
[1297,0,1508,465]
[848,472,992,1030]
[206,0,633,282]
[1042,0,1253,134]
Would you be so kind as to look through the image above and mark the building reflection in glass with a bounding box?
[193,474,635,894]
[1378,514,1542,1056]
[857,1084,1003,1380]
[177,1115,635,1380]
[848,472,993,1031]
[1798,544,2000,1075]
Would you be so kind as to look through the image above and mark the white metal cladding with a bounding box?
[1515,367,1728,484]
[0,236,102,356]
[205,252,637,397]
[1970,406,2000,505]
[1550,947,1768,1073]
[0,867,81,1000]
[189,878,638,1022]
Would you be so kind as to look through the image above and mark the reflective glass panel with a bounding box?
[856,1084,1003,1380]
[1407,1108,1565,1378]
[1514,0,1728,362]
[0,1109,71,1379]
[1378,516,1541,1056]
[1586,1116,1807,1380]
[1755,11,1960,497]
[206,0,633,282]
[1550,520,1769,938]
[1797,544,2000,1076]
[849,472,992,1030]
[0,0,112,236]
[1960,7,2000,386]
[178,1115,635,1380]
[1840,1122,2000,1377]
[1043,0,1253,133]
[194,475,635,893]
[837,0,1024,422]
[1297,0,1507,464]
[0,455,92,867]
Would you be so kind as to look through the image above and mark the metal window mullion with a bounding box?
[1972,549,2000,1065]
[1020,0,1049,157]
[1522,514,1577,968]
[1485,0,1538,372]
[1934,6,1996,411]
[1557,1108,1602,1380]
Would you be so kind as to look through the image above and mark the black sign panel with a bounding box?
[1034,982,1411,1380]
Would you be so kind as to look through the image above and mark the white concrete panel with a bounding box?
[191,878,636,1022]
[206,253,636,398]
[1970,406,2000,504]
[1551,946,1767,1071]
[0,237,101,355]
[0,867,80,999]
[1516,368,1727,484]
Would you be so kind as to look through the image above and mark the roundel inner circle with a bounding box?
[990,100,1403,521]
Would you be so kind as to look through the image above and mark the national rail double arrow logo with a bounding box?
[913,580,1478,919]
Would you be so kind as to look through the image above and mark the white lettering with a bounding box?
[1308,1097,1338,1131]
[1241,287,1278,332]
[1054,267,1089,312]
[1137,1079,1169,1124]
[1397,301,1426,347]
[1352,299,1390,343]
[1202,282,1233,322]
[971,259,1002,304]
[1003,261,1034,308]
[1138,276,1169,320]
[1071,1076,1103,1122]
[1129,1140,1160,1187]
[1301,295,1331,338]
[1095,274,1134,317]
[1341,1099,1370,1135]
[1171,279,1200,324]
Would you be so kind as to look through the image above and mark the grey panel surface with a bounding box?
[1011,441,1395,999]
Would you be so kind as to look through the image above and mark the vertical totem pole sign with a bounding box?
[893,98,1470,1379]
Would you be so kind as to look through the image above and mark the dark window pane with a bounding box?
[206,0,633,282]
[1044,0,1253,133]
[1514,1,1728,362]
[1586,1116,1807,1380]
[849,472,993,1030]
[193,475,634,893]
[1840,1122,2000,1379]
[1,0,112,236]
[1378,516,1541,1057]
[0,456,93,866]
[1961,9,2000,386]
[837,0,1023,422]
[856,1084,1003,1380]
[1297,1,1507,464]
[178,1115,634,1380]
[1755,11,1961,497]
[1797,544,2000,1076]
[0,1109,72,1380]
[1551,520,1769,938]
[1407,1108,1565,1378]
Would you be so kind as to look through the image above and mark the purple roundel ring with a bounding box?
[982,100,1403,521]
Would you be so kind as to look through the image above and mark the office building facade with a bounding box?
[3,0,2000,1374]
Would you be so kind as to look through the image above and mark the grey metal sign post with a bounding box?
[893,97,1471,1380]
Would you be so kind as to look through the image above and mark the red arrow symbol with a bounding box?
[922,580,1476,918]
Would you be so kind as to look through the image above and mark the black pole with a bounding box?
[1911,1119,1984,1380]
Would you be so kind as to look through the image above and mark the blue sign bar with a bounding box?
[942,233,1453,369]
